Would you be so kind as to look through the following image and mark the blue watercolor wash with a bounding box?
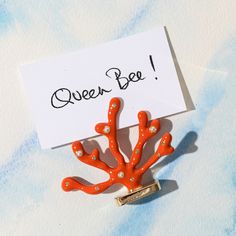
[0,3,13,34]
[8,3,28,28]
[37,1,81,50]
[0,131,39,184]
[1,1,79,48]
[0,131,41,217]
[225,214,236,236]
[115,0,155,38]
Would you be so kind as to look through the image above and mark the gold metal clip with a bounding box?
[115,181,161,206]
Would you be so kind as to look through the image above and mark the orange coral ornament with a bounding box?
[62,97,174,205]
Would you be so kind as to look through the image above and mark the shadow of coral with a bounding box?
[152,131,198,174]
[130,179,179,205]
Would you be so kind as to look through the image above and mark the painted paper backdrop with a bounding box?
[0,1,236,235]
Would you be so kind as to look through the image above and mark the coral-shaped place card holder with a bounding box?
[62,98,174,206]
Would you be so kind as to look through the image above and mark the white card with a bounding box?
[21,26,186,149]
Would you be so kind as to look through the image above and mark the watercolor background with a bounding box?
[0,1,236,235]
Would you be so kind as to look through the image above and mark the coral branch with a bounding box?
[72,141,111,173]
[128,111,160,169]
[62,177,112,194]
[95,97,125,166]
[136,132,174,175]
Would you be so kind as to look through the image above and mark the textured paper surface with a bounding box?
[21,27,186,148]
